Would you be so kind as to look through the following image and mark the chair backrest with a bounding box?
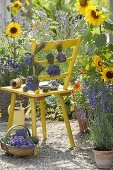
[31,36,81,90]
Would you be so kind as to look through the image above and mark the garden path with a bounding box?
[0,119,111,170]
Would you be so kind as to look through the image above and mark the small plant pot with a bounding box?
[93,149,113,169]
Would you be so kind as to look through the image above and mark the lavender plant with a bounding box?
[83,82,113,150]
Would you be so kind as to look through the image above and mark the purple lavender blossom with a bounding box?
[23,53,33,67]
[11,62,21,73]
[83,82,113,115]
[25,75,39,91]
[56,52,67,63]
[47,65,60,76]
[0,60,4,66]
[7,57,13,67]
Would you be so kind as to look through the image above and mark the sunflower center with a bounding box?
[106,71,113,79]
[79,0,88,7]
[91,10,99,19]
[10,27,17,34]
[14,4,19,8]
[98,62,102,66]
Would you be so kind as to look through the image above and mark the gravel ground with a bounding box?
[0,119,113,170]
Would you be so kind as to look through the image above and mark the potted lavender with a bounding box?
[85,82,113,169]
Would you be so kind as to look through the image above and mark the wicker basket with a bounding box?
[6,144,34,156]
[0,125,37,156]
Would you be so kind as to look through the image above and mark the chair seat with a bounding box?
[1,84,73,98]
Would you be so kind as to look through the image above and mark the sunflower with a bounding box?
[92,56,104,72]
[85,6,105,25]
[77,0,91,15]
[101,67,113,83]
[6,22,21,37]
[10,1,22,12]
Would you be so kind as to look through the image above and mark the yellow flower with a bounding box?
[77,0,91,15]
[25,0,30,6]
[30,39,38,53]
[10,0,22,12]
[37,19,43,28]
[101,67,113,83]
[6,22,21,37]
[85,6,105,25]
[92,56,104,72]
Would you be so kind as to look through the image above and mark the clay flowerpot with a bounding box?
[76,113,88,133]
[93,149,113,169]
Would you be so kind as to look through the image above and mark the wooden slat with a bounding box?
[38,72,68,80]
[35,38,80,51]
[34,57,73,65]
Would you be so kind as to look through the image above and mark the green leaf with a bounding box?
[108,43,113,52]
[85,44,97,56]
[49,25,57,30]
[83,31,92,43]
[94,34,107,48]
[103,21,113,31]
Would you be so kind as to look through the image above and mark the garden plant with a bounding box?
[0,0,113,169]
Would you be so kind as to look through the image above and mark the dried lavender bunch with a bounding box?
[47,65,60,76]
[46,53,54,65]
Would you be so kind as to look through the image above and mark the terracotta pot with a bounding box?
[93,149,113,169]
[76,113,88,133]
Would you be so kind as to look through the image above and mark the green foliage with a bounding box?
[81,82,113,150]
[94,33,107,48]
[89,113,113,151]
[45,95,74,121]
[103,20,113,31]
[32,0,77,18]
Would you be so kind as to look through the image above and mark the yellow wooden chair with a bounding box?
[1,36,81,150]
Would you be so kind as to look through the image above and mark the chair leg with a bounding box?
[58,94,75,148]
[30,98,39,156]
[8,93,16,129]
[40,98,47,140]
[30,98,37,137]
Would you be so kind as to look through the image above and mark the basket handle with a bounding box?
[6,125,31,137]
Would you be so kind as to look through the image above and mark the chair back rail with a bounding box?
[31,36,81,89]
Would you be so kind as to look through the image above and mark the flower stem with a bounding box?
[13,38,16,59]
[99,25,102,34]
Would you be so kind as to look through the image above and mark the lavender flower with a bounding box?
[0,60,4,66]
[47,65,60,76]
[23,53,33,67]
[11,62,21,73]
[7,57,13,67]
[56,53,67,63]
[83,82,113,115]
[24,75,39,91]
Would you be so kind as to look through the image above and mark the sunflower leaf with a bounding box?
[103,21,113,31]
[108,43,113,52]
[94,34,107,48]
